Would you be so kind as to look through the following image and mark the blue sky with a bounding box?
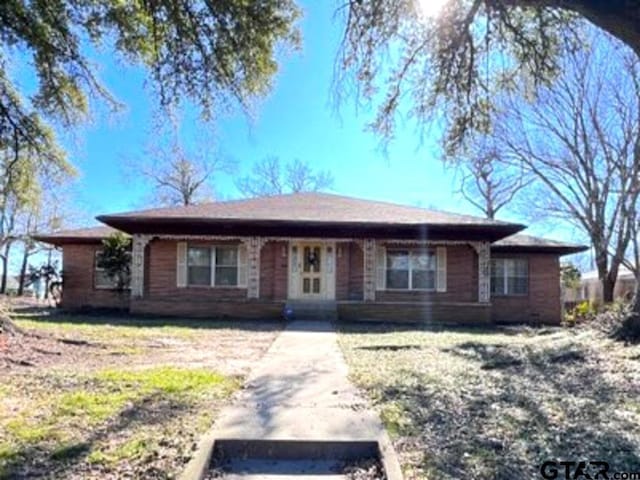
[57,1,584,247]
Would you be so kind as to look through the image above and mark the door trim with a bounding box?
[288,241,336,300]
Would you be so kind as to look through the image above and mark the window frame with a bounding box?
[94,250,130,290]
[186,244,242,288]
[490,257,529,297]
[384,248,437,291]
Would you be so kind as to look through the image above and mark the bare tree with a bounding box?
[456,143,529,219]
[489,29,640,304]
[236,157,334,197]
[129,131,235,207]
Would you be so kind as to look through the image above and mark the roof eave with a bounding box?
[96,215,525,242]
[491,245,589,256]
[33,235,103,246]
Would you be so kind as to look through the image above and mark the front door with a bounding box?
[300,244,323,297]
[288,242,335,300]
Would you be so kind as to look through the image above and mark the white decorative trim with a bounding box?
[470,241,491,303]
[131,234,151,299]
[244,237,262,299]
[363,239,376,301]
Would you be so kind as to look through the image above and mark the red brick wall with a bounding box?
[490,253,561,325]
[259,241,288,301]
[130,298,284,319]
[146,239,247,301]
[335,242,364,301]
[61,244,129,310]
[375,244,478,303]
[338,302,491,325]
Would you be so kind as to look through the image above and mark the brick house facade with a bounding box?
[38,193,586,325]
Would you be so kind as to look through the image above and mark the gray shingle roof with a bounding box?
[493,233,587,254]
[97,192,517,226]
[34,226,122,245]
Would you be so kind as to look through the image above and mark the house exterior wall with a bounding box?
[259,241,289,301]
[61,244,128,310]
[338,302,491,324]
[336,241,364,301]
[578,277,636,304]
[490,253,561,325]
[60,238,563,325]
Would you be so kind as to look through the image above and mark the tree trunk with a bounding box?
[602,275,615,304]
[44,250,52,300]
[17,247,29,297]
[0,242,10,294]
[618,278,640,341]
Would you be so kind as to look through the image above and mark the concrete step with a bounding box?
[285,302,338,321]
[206,439,383,479]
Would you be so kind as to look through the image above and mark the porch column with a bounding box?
[363,238,376,301]
[131,234,151,299]
[472,241,491,303]
[245,236,263,299]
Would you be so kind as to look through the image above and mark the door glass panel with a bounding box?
[303,247,311,273]
[312,278,321,293]
[303,278,310,293]
[291,246,298,273]
[312,247,321,273]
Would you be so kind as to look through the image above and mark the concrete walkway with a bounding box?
[181,321,402,479]
[214,321,382,440]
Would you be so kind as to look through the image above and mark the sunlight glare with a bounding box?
[416,0,448,19]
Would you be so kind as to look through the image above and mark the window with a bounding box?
[491,258,528,296]
[187,245,241,287]
[187,247,211,286]
[214,247,238,286]
[386,249,436,290]
[94,251,130,289]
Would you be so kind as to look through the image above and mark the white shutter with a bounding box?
[237,244,248,287]
[376,245,386,290]
[176,242,187,288]
[436,246,447,292]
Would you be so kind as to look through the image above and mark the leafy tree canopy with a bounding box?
[97,232,132,291]
[336,0,638,154]
[0,0,300,160]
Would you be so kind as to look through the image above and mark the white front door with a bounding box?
[289,242,335,300]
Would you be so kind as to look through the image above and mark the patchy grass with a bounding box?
[338,324,640,480]
[1,312,281,479]
[0,366,240,478]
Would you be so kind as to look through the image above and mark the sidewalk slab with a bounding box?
[180,321,402,480]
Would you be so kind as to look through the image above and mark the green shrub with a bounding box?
[564,300,597,326]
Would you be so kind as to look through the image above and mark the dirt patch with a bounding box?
[0,311,282,479]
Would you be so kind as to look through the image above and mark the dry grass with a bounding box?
[0,312,281,479]
[338,323,640,480]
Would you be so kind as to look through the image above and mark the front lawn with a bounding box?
[338,324,640,480]
[0,313,281,479]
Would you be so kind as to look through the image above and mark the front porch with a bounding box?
[127,235,493,324]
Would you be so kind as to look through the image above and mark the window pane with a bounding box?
[387,251,409,269]
[509,276,528,295]
[188,266,211,286]
[188,247,210,266]
[387,270,409,289]
[412,270,435,290]
[514,259,528,276]
[215,267,238,286]
[95,270,115,288]
[491,259,505,277]
[216,247,238,267]
[411,251,435,270]
[491,276,505,295]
